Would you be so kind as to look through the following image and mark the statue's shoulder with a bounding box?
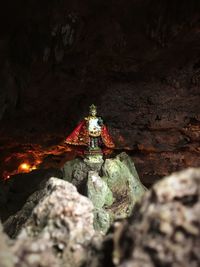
[84,116,91,121]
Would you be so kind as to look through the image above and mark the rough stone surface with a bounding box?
[12,238,60,267]
[93,208,111,234]
[93,168,200,267]
[62,157,104,194]
[87,170,113,233]
[0,217,60,267]
[103,152,146,216]
[87,171,114,209]
[62,158,88,185]
[0,168,62,223]
[62,152,146,233]
[4,177,95,267]
[0,223,15,267]
[3,188,47,238]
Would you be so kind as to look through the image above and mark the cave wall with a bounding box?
[0,0,200,185]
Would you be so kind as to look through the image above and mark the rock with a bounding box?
[62,156,104,194]
[61,152,146,233]
[12,238,60,267]
[95,168,200,267]
[0,168,62,223]
[4,188,48,238]
[102,152,147,219]
[0,222,15,267]
[93,208,111,234]
[62,158,87,184]
[1,219,60,267]
[84,155,104,172]
[87,171,114,209]
[4,177,95,267]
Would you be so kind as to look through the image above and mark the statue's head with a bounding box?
[89,104,97,117]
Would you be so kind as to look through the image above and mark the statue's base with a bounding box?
[84,150,103,165]
[84,147,103,156]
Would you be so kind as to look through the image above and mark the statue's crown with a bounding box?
[89,104,97,112]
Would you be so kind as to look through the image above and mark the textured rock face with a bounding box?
[1,167,200,267]
[12,238,60,267]
[101,79,200,186]
[87,171,113,209]
[0,168,62,223]
[95,168,200,267]
[87,170,114,234]
[0,223,15,267]
[62,152,146,233]
[103,153,146,214]
[4,177,95,267]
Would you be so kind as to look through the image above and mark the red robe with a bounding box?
[65,120,115,148]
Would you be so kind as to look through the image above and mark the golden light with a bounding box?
[31,165,37,170]
[18,163,31,172]
[2,142,70,180]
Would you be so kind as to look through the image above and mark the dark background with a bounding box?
[0,0,200,186]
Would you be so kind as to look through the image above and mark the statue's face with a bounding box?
[90,110,97,117]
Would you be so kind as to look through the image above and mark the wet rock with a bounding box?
[96,168,200,267]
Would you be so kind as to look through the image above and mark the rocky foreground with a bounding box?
[0,155,200,267]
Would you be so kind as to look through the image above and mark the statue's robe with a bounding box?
[65,119,115,148]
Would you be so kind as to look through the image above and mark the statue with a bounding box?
[65,104,115,157]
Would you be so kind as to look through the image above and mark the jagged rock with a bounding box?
[87,171,114,209]
[0,222,15,267]
[87,169,113,233]
[94,168,200,267]
[102,152,147,219]
[4,187,50,238]
[84,156,104,172]
[61,152,146,233]
[93,208,111,234]
[62,159,112,233]
[62,156,104,194]
[62,158,88,185]
[4,177,95,267]
[0,168,62,223]
[0,220,60,267]
[12,238,60,267]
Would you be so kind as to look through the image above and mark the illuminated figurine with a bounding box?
[65,104,114,155]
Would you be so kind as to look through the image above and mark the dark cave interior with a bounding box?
[0,0,200,188]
